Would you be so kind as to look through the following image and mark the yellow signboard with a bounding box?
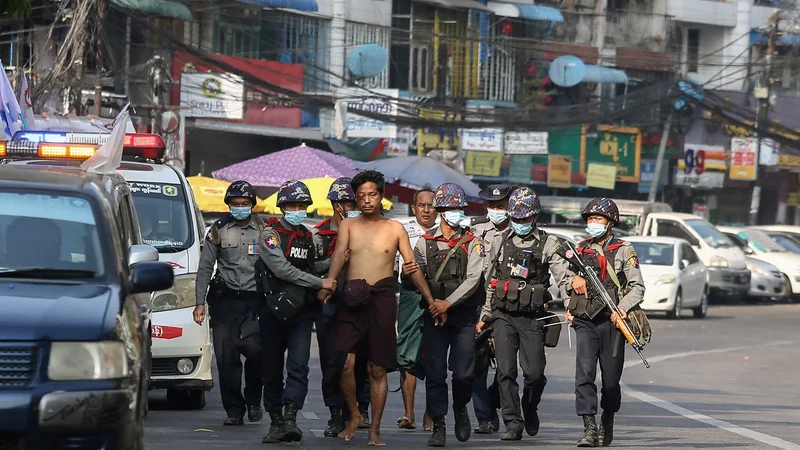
[547,155,572,188]
[586,163,617,190]
[729,137,757,181]
[788,192,798,207]
[464,151,502,177]
[778,154,800,167]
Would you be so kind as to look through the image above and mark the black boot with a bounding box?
[474,420,492,434]
[247,404,263,423]
[577,415,599,447]
[598,411,614,447]
[261,411,285,444]
[453,406,471,442]
[428,416,447,447]
[499,428,523,441]
[489,411,500,432]
[280,403,303,442]
[524,410,540,437]
[358,403,371,429]
[324,407,345,437]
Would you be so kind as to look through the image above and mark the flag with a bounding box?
[17,70,34,131]
[80,103,131,174]
[0,59,23,139]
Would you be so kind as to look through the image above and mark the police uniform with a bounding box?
[195,181,265,425]
[564,198,645,448]
[413,183,485,446]
[470,184,513,434]
[480,187,570,440]
[257,180,330,444]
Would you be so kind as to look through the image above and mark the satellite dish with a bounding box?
[347,44,389,79]
[548,55,587,88]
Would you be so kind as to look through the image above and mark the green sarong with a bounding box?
[396,286,424,371]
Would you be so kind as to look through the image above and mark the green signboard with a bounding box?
[509,155,533,184]
[581,125,641,183]
[548,127,582,174]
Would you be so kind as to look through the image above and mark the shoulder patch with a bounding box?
[263,229,280,249]
[475,240,486,257]
[628,254,640,269]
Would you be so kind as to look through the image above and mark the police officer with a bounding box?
[193,180,264,426]
[563,198,645,447]
[470,184,513,434]
[413,182,485,447]
[257,180,337,443]
[313,177,371,437]
[476,187,570,441]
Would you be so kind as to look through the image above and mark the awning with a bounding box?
[415,0,493,13]
[487,2,564,22]
[236,0,318,12]
[750,29,800,46]
[109,0,192,20]
[190,118,325,142]
[583,65,628,84]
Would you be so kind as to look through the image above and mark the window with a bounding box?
[685,220,731,249]
[631,242,674,266]
[687,29,700,73]
[0,191,105,277]
[741,231,785,253]
[656,220,696,245]
[768,233,800,254]
[411,44,432,91]
[129,182,193,252]
[681,244,700,265]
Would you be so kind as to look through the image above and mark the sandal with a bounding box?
[397,416,416,429]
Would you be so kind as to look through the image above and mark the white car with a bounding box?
[625,236,709,319]
[719,226,800,299]
[538,226,590,308]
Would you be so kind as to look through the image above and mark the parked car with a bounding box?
[719,226,800,300]
[625,236,709,319]
[540,227,590,309]
[757,229,800,255]
[722,233,787,301]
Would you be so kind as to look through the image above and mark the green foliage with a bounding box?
[0,0,32,17]
[515,48,556,111]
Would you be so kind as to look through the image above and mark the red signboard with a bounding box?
[170,50,303,129]
[152,325,183,340]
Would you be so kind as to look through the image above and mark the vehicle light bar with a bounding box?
[0,141,6,157]
[10,131,167,161]
[38,143,99,159]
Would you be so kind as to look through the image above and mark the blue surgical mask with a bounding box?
[585,223,608,238]
[487,209,508,225]
[512,221,533,236]
[347,210,362,218]
[230,206,252,221]
[443,210,466,227]
[284,210,307,226]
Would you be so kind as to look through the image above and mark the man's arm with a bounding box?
[617,243,645,313]
[326,219,350,281]
[480,235,500,320]
[445,235,484,306]
[195,226,220,306]
[398,223,435,306]
[258,228,324,289]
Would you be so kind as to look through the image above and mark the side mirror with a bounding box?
[744,246,755,256]
[129,244,159,267]
[680,259,690,270]
[130,261,174,295]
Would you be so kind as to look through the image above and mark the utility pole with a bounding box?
[648,112,673,203]
[749,11,779,225]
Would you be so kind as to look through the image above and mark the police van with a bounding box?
[3,128,213,409]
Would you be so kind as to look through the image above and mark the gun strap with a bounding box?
[590,243,622,295]
[485,229,512,282]
[433,230,472,283]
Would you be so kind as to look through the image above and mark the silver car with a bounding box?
[724,233,787,301]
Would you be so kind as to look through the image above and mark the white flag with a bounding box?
[80,103,131,174]
[0,59,23,139]
[17,71,34,130]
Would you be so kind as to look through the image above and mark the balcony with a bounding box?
[605,11,675,52]
[666,0,737,28]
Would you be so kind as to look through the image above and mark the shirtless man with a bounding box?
[323,169,440,446]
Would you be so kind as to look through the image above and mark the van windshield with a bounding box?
[129,182,193,252]
[685,219,731,248]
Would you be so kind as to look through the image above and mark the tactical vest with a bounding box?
[491,229,551,314]
[265,216,317,271]
[314,218,338,258]
[423,228,476,306]
[568,238,627,319]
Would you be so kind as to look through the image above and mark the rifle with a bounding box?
[558,240,650,369]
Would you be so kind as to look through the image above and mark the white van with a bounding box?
[538,196,672,235]
[7,129,213,409]
[641,212,750,299]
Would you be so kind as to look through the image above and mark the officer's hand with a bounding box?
[434,312,448,326]
[611,309,627,324]
[317,289,331,303]
[401,260,419,276]
[429,299,451,318]
[193,305,205,325]
[322,277,337,291]
[476,321,486,335]
[564,310,574,327]
[572,276,588,297]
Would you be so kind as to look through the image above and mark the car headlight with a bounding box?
[48,342,128,381]
[709,256,729,268]
[151,274,196,312]
[746,263,767,276]
[655,274,676,285]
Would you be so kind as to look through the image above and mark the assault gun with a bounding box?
[558,240,650,368]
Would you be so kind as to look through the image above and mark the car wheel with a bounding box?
[782,274,794,303]
[693,287,708,319]
[168,388,207,410]
[666,289,682,320]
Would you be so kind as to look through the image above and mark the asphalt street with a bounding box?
[145,303,800,449]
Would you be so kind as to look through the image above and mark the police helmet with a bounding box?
[433,183,468,209]
[327,177,356,202]
[507,187,541,219]
[581,197,620,225]
[224,180,257,206]
[276,180,313,207]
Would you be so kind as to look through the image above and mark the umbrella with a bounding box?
[212,143,359,186]
[187,176,267,213]
[356,156,482,200]
[260,177,393,216]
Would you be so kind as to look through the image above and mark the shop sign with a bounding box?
[778,153,800,167]
[387,128,412,157]
[180,73,244,119]
[586,163,617,190]
[729,137,758,181]
[638,159,669,194]
[509,155,533,184]
[464,151,502,176]
[504,131,548,155]
[581,126,641,183]
[461,128,503,152]
[547,155,571,188]
[675,144,726,189]
[339,88,399,139]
